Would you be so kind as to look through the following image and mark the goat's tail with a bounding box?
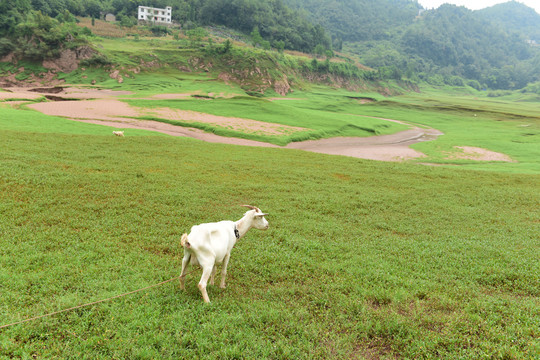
[181,233,190,248]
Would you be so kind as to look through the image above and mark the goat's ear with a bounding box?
[255,213,268,217]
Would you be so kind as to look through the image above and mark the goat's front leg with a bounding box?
[219,253,231,289]
[179,253,191,290]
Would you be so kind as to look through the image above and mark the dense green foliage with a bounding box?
[0,0,31,38]
[188,0,332,53]
[0,102,538,358]
[0,0,89,60]
[478,1,540,43]
[285,0,420,42]
[289,0,540,90]
[401,5,537,89]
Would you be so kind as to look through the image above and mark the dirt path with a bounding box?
[25,98,281,147]
[286,128,443,161]
[3,86,513,162]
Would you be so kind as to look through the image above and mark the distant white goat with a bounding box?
[113,131,124,137]
[179,205,269,303]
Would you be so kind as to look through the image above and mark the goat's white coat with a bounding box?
[179,206,268,303]
[113,131,124,137]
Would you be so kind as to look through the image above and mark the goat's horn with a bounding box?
[241,205,258,210]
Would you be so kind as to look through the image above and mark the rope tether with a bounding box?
[0,269,197,330]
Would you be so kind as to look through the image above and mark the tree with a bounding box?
[250,27,263,47]
[273,40,285,52]
[220,38,232,54]
[0,0,31,37]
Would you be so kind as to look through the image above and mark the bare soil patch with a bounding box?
[28,98,307,137]
[3,87,132,100]
[285,128,442,162]
[73,118,279,147]
[446,146,514,162]
[0,91,43,101]
[28,99,140,121]
[145,107,306,136]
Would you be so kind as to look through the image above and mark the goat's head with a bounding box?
[241,205,269,230]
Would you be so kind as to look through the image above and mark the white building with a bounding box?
[138,5,172,24]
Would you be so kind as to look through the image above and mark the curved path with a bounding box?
[285,126,443,161]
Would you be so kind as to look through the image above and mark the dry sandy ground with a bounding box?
[3,86,514,162]
[0,90,43,101]
[448,146,514,162]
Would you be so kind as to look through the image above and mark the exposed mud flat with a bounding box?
[4,86,514,163]
[27,98,307,136]
[285,128,444,161]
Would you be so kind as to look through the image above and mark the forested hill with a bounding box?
[2,0,540,91]
[284,0,421,42]
[478,1,540,43]
[181,0,332,53]
[291,0,540,90]
[401,4,535,89]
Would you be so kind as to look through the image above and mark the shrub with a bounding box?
[0,37,15,56]
[467,79,482,90]
[80,54,112,67]
[150,25,170,37]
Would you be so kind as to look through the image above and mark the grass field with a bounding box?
[0,93,539,358]
[1,31,539,357]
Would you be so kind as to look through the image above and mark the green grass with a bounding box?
[126,95,407,145]
[0,107,539,358]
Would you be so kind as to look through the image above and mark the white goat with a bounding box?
[113,131,124,137]
[179,205,269,303]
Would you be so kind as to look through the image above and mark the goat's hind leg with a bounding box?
[198,259,215,303]
[179,253,191,290]
[219,253,231,289]
[209,265,218,286]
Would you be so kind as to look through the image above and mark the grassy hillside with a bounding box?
[0,111,538,358]
[57,34,381,95]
